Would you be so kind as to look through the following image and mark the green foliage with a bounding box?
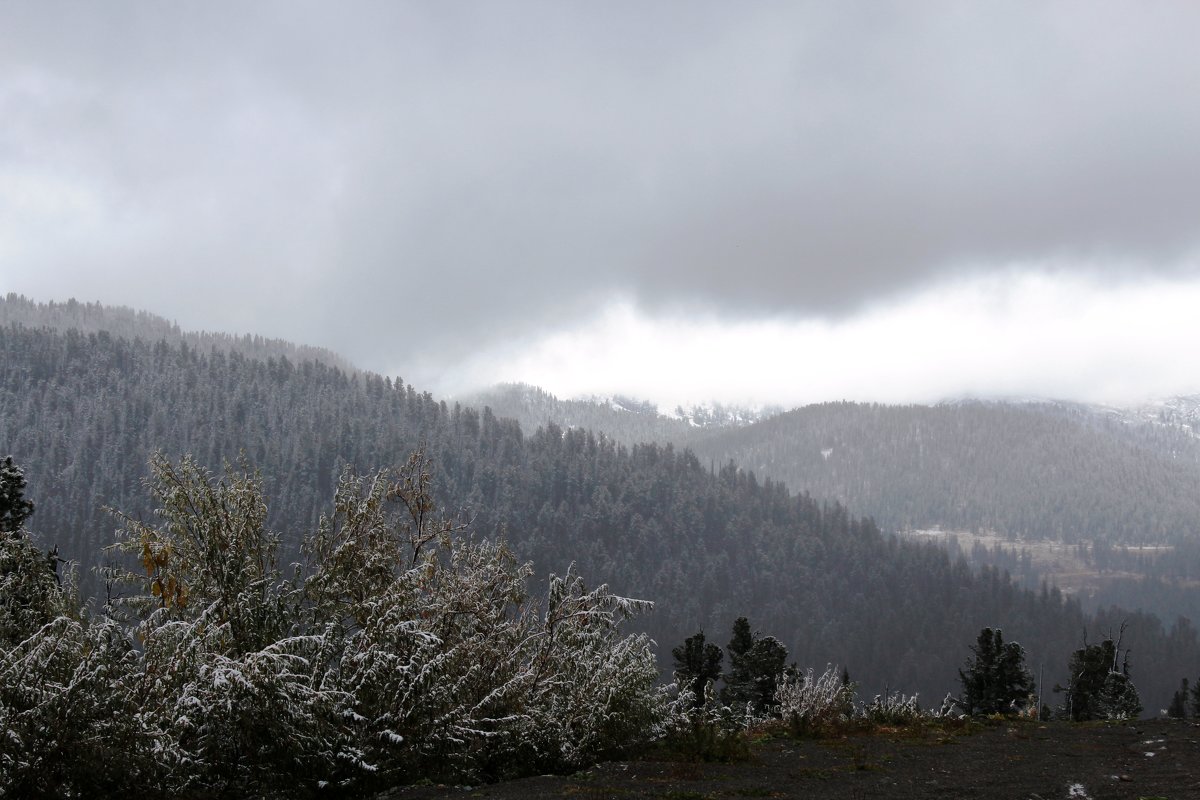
[655,716,754,764]
[958,627,1035,716]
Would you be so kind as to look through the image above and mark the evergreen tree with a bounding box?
[0,505,70,646]
[958,627,1035,716]
[743,636,788,713]
[0,457,64,647]
[720,617,788,714]
[1191,675,1200,718]
[672,631,723,709]
[0,455,35,534]
[721,616,755,707]
[1056,630,1142,721]
[1167,678,1188,719]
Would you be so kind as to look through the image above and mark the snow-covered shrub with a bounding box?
[107,454,349,795]
[3,451,667,796]
[510,566,665,773]
[109,452,290,654]
[775,665,854,735]
[0,519,72,647]
[931,692,967,719]
[656,678,754,762]
[304,454,666,786]
[0,614,144,796]
[1,511,148,796]
[125,611,351,795]
[861,690,923,725]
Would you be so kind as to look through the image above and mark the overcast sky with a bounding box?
[4,1,1200,409]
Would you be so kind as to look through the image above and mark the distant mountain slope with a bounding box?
[462,385,1200,547]
[461,383,777,449]
[460,384,700,448]
[1123,395,1200,443]
[1,293,356,373]
[684,401,1200,546]
[477,388,1200,623]
[6,310,1197,709]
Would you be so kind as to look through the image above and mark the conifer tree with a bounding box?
[0,457,64,646]
[958,627,1035,716]
[0,455,35,534]
[1056,627,1142,721]
[721,617,755,707]
[1167,678,1189,718]
[720,617,788,714]
[743,636,788,713]
[672,631,723,709]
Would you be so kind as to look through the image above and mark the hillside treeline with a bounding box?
[478,386,1200,547]
[692,401,1200,546]
[3,320,1199,709]
[0,293,354,373]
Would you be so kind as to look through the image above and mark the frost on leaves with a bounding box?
[1,451,665,798]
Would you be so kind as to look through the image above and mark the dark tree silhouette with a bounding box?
[959,627,1035,716]
[672,630,723,709]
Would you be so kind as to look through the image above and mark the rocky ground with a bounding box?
[384,718,1200,800]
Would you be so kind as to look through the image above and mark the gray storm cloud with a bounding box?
[4,1,1200,381]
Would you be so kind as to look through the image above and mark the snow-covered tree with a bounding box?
[1,459,144,795]
[301,451,666,786]
[0,615,143,796]
[106,453,345,795]
[0,518,68,648]
[721,618,789,716]
[78,449,667,796]
[0,455,35,534]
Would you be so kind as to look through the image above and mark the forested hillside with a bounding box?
[0,293,354,372]
[3,313,1199,710]
[461,383,777,449]
[686,401,1200,545]
[463,384,1200,547]
[471,385,1200,630]
[460,384,700,449]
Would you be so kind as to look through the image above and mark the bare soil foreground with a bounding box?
[384,719,1200,800]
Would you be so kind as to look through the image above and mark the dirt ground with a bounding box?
[383,719,1200,800]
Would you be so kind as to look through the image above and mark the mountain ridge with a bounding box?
[3,297,1199,709]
